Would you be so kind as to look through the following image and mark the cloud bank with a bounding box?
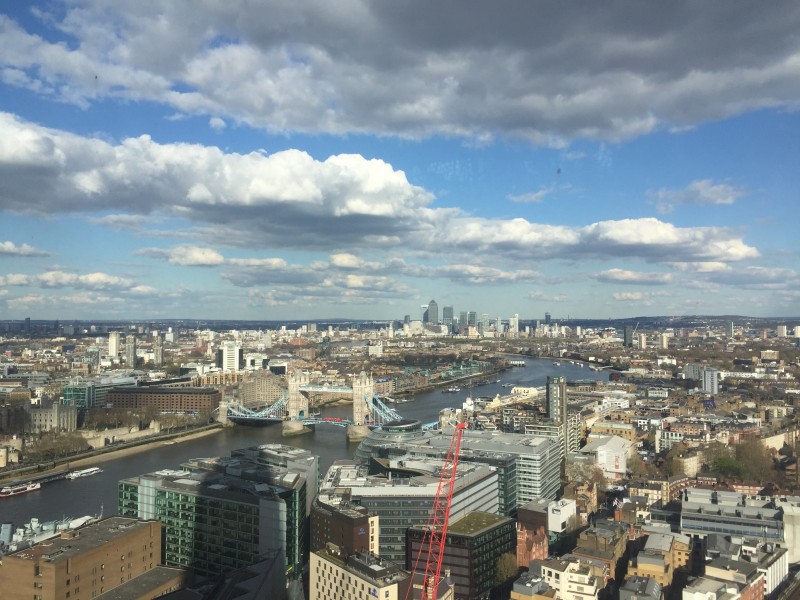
[1,2,800,142]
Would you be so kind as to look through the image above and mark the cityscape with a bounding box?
[1,313,800,600]
[2,2,800,600]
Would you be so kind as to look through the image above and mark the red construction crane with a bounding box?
[407,421,469,600]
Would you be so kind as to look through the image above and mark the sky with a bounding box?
[0,1,799,322]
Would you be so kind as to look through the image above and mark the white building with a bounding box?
[108,331,120,356]
[576,435,631,480]
[703,368,720,395]
[221,341,242,372]
[532,555,605,600]
[548,498,578,534]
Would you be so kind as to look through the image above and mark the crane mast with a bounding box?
[407,421,468,600]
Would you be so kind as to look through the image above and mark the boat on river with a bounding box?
[66,467,103,480]
[0,482,41,498]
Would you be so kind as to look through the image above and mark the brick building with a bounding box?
[105,386,220,413]
[0,516,185,600]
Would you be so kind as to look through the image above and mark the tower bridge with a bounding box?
[218,370,407,441]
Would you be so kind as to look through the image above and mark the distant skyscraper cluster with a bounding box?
[413,298,522,337]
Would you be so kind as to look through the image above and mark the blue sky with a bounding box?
[0,1,798,321]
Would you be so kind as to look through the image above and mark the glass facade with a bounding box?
[119,468,307,578]
[119,482,268,576]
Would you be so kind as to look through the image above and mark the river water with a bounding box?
[0,359,605,528]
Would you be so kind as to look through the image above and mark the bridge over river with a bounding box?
[217,371,435,441]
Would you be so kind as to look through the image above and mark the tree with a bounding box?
[566,514,584,533]
[495,552,520,586]
[734,437,775,482]
[702,441,731,468]
[661,442,689,477]
[627,454,649,478]
[712,456,744,478]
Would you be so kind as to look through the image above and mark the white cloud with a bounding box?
[528,290,568,302]
[88,214,160,229]
[129,285,158,295]
[0,240,50,257]
[159,246,225,266]
[507,186,554,204]
[6,294,45,309]
[0,114,762,270]
[2,4,800,142]
[2,269,140,291]
[227,257,288,268]
[613,292,646,301]
[596,268,673,285]
[653,179,746,213]
[669,261,732,273]
[209,117,226,131]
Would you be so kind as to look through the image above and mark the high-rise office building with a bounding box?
[467,311,477,326]
[219,341,243,372]
[120,449,316,578]
[509,314,519,335]
[318,460,499,564]
[727,321,735,338]
[125,334,137,368]
[544,312,552,325]
[426,299,439,325]
[777,325,788,337]
[108,331,120,356]
[153,334,163,367]
[623,326,634,348]
[359,427,562,510]
[638,333,647,350]
[442,305,454,332]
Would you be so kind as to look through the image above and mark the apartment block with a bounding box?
[106,386,221,413]
[310,546,411,600]
[529,554,607,600]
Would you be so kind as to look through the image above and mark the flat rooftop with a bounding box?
[9,517,155,563]
[447,511,512,536]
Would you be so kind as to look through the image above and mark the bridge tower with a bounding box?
[287,370,310,418]
[347,371,373,442]
[283,370,313,437]
[351,371,373,425]
[216,400,231,426]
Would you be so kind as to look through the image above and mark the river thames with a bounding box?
[0,359,605,528]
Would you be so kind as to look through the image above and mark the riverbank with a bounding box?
[67,427,223,469]
[0,424,223,483]
[395,365,508,397]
